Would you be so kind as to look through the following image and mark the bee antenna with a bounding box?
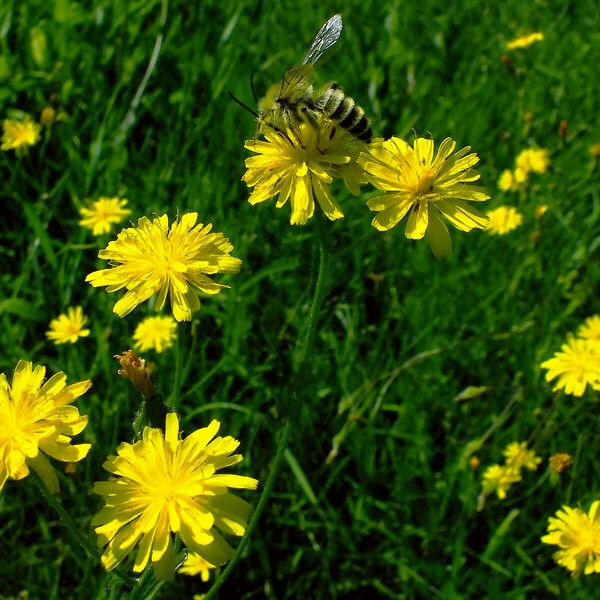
[228,91,259,118]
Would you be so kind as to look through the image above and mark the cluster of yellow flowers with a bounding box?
[481,441,541,500]
[498,148,550,193]
[541,315,600,397]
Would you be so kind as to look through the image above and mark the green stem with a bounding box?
[167,322,186,411]
[31,474,137,586]
[203,217,330,600]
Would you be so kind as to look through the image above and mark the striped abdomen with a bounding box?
[315,83,372,142]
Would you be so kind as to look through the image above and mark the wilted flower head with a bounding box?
[549,453,573,474]
[541,501,600,576]
[481,464,522,500]
[92,413,258,580]
[541,335,600,396]
[486,206,523,235]
[114,350,155,399]
[0,361,91,493]
[1,116,42,154]
[503,441,541,471]
[243,114,365,225]
[45,306,90,345]
[79,196,131,236]
[133,315,177,353]
[359,136,489,257]
[86,213,241,322]
[506,32,544,50]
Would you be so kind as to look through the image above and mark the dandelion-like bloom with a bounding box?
[482,464,522,499]
[92,413,258,580]
[243,115,365,225]
[359,137,489,258]
[45,306,91,345]
[541,501,600,576]
[86,213,241,322]
[79,196,131,236]
[506,32,544,50]
[498,167,527,192]
[486,206,523,235]
[578,315,600,346]
[516,148,549,174]
[178,552,216,582]
[1,116,42,154]
[0,361,91,493]
[541,335,600,396]
[549,453,573,474]
[133,315,177,353]
[503,441,541,471]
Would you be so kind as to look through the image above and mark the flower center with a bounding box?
[413,167,437,196]
[574,524,600,555]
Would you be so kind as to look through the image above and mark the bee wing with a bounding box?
[302,14,343,65]
[279,64,315,101]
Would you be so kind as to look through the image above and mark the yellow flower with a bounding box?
[541,501,600,576]
[0,361,91,493]
[178,552,217,582]
[243,114,365,225]
[535,205,549,219]
[481,464,522,500]
[503,441,541,471]
[578,315,600,346]
[85,213,241,322]
[359,137,489,258]
[506,32,544,50]
[92,413,258,580]
[498,169,515,192]
[45,306,91,345]
[1,116,42,154]
[133,315,177,353]
[516,148,549,174]
[79,196,132,236]
[541,335,600,396]
[549,453,572,474]
[589,143,600,158]
[486,206,523,235]
[39,106,56,127]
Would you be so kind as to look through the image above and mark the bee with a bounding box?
[258,14,372,142]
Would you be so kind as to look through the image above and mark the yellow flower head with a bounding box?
[549,453,573,474]
[578,315,600,346]
[481,464,522,500]
[516,148,549,174]
[79,196,132,236]
[0,361,91,493]
[178,552,217,582]
[498,167,528,192]
[541,501,600,576]
[486,206,523,235]
[1,116,42,153]
[92,413,258,581]
[133,315,177,353]
[85,213,241,322]
[45,306,91,345]
[114,350,155,399]
[358,137,490,258]
[535,204,549,220]
[541,335,600,396]
[243,115,365,225]
[503,441,541,471]
[506,32,544,50]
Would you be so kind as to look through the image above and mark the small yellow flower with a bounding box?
[92,413,258,580]
[498,169,515,192]
[79,196,132,236]
[516,148,549,174]
[503,441,541,471]
[482,464,522,500]
[86,213,241,322]
[0,361,91,493]
[578,315,600,345]
[541,335,600,396]
[114,350,155,399]
[178,552,217,582]
[486,206,523,235]
[40,106,56,127]
[506,32,544,50]
[45,306,90,345]
[541,501,600,576]
[589,143,600,158]
[243,115,365,225]
[1,116,42,154]
[549,453,573,474]
[535,205,549,219]
[359,137,490,258]
[133,315,177,353]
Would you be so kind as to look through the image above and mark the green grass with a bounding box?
[1,0,600,598]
